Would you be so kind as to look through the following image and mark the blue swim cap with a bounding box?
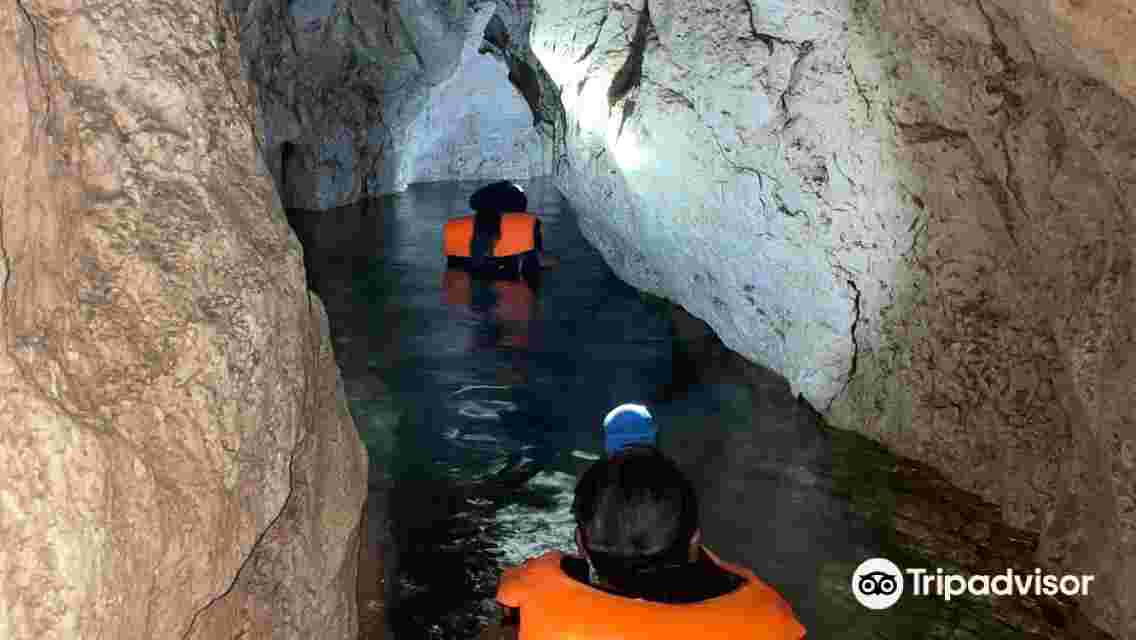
[602,404,657,454]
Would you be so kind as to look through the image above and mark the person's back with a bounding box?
[443,181,556,286]
[494,443,807,639]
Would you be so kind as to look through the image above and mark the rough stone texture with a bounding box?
[234,0,473,207]
[662,306,1117,640]
[236,0,546,208]
[407,8,547,184]
[184,297,366,639]
[0,0,367,636]
[529,0,1135,636]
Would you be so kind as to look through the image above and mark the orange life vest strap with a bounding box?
[496,548,806,640]
[443,213,537,258]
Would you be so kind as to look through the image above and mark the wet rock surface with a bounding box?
[660,307,1116,640]
[0,0,367,636]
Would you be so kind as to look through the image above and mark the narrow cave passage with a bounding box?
[264,1,1122,639]
[6,0,1132,634]
[289,179,683,638]
[286,179,1076,640]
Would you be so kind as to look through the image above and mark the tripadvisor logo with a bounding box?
[852,558,904,610]
[851,558,1095,610]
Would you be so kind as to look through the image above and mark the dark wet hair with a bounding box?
[572,446,699,595]
[469,181,528,262]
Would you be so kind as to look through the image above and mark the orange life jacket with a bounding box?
[496,548,806,640]
[443,213,537,258]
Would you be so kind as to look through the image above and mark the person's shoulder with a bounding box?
[714,558,806,639]
[513,550,567,575]
[497,550,568,607]
[445,214,474,228]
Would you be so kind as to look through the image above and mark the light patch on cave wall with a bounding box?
[530,0,869,408]
[407,21,547,185]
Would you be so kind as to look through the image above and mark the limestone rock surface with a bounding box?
[236,0,474,207]
[529,0,1135,636]
[238,0,547,207]
[407,7,547,184]
[0,0,367,637]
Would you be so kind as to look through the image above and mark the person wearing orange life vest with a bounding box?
[491,405,807,640]
[443,181,556,352]
[443,180,558,285]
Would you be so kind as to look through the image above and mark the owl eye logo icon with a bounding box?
[852,558,904,609]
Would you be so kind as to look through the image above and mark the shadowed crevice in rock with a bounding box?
[506,57,544,126]
[740,0,805,55]
[777,39,814,120]
[478,11,557,130]
[0,182,10,309]
[483,13,509,50]
[606,1,650,109]
[574,7,609,64]
[477,3,569,174]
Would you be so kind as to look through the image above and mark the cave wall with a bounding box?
[0,0,367,636]
[237,0,479,207]
[407,9,548,184]
[239,0,550,208]
[528,0,1135,636]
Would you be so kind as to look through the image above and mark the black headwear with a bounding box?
[469,181,527,216]
[572,447,699,595]
[469,181,528,263]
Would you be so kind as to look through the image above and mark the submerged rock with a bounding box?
[0,0,367,636]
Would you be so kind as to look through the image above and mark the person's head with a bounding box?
[469,181,527,261]
[571,447,701,595]
[470,181,527,215]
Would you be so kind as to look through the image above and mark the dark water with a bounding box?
[288,178,680,639]
[288,178,1052,640]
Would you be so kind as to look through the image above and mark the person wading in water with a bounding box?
[443,180,558,286]
[442,180,559,376]
[486,404,807,639]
